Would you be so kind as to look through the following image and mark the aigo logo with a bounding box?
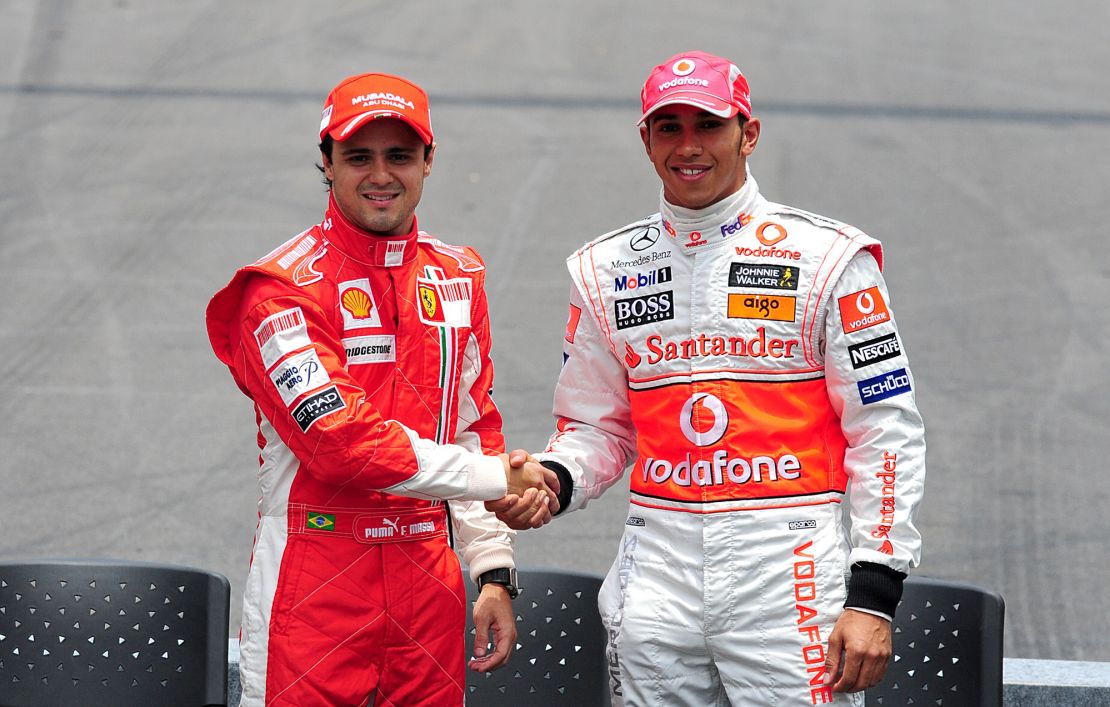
[679,392,728,447]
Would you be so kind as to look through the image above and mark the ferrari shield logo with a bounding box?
[419,284,439,319]
[416,276,472,327]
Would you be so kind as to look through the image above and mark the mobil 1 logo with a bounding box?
[848,332,902,370]
[615,290,673,330]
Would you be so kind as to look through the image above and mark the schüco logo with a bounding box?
[857,368,912,405]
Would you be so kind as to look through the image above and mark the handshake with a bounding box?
[490,449,560,530]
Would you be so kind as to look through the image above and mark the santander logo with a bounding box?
[679,393,728,447]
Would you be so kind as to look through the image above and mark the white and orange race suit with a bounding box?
[206,196,513,706]
[537,172,925,706]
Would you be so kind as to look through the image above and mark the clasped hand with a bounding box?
[488,449,559,529]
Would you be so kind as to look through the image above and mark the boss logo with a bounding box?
[615,291,674,330]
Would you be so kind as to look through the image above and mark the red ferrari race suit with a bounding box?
[537,172,925,706]
[206,196,513,707]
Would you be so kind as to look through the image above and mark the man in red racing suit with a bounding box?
[207,72,553,706]
[492,51,926,706]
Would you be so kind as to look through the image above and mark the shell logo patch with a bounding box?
[338,279,382,330]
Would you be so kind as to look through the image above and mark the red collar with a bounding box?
[320,194,419,268]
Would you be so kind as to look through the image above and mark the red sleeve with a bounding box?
[454,271,505,456]
[222,274,422,490]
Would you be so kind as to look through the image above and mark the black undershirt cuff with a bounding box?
[845,562,906,618]
[539,460,573,517]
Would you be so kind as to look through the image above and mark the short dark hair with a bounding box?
[316,135,433,190]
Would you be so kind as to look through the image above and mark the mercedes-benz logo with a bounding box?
[629,225,660,252]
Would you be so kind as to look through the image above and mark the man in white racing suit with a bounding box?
[490,50,926,706]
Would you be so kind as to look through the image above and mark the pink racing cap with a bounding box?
[318,72,433,145]
[638,51,752,125]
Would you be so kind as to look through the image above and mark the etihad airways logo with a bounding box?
[292,386,345,432]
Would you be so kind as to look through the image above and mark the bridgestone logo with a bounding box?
[848,333,902,370]
[343,335,396,365]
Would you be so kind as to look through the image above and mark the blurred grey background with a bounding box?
[2,0,1109,662]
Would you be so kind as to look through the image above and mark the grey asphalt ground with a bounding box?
[2,0,1109,663]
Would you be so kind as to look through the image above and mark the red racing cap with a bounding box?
[318,72,433,145]
[638,51,752,125]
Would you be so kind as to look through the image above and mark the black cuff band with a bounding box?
[539,460,573,516]
[845,562,906,618]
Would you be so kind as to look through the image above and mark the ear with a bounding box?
[321,150,335,182]
[740,117,761,157]
[424,142,436,177]
[640,124,652,160]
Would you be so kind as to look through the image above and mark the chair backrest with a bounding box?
[865,575,1005,706]
[465,568,609,706]
[0,558,230,707]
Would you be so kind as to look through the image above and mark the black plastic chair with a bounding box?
[866,575,1005,706]
[0,558,231,707]
[465,569,609,706]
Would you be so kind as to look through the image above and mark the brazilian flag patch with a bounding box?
[306,513,336,531]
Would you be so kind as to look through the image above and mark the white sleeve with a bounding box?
[536,285,638,513]
[449,331,514,583]
[824,251,926,574]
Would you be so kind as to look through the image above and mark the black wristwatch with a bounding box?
[478,568,520,599]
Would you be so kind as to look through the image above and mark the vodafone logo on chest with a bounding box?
[680,393,728,447]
